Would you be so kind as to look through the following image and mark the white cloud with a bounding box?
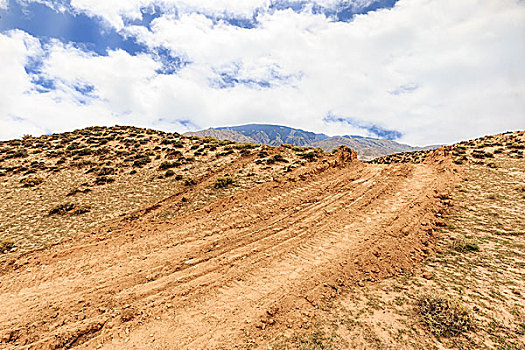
[40,0,378,29]
[2,0,525,145]
[68,0,269,29]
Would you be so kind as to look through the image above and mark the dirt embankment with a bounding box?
[0,148,459,349]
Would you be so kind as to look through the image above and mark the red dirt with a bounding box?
[0,148,459,349]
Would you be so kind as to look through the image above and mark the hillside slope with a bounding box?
[0,127,459,349]
[0,127,522,349]
[0,126,316,253]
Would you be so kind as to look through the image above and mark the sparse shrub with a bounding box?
[66,187,91,196]
[266,154,288,164]
[453,237,480,252]
[159,161,180,170]
[49,203,91,215]
[217,149,234,157]
[218,140,234,146]
[299,151,317,162]
[97,167,115,176]
[292,146,310,152]
[175,174,183,180]
[73,148,92,156]
[165,150,183,159]
[20,175,43,187]
[257,151,269,158]
[214,176,233,189]
[471,150,493,159]
[510,142,524,150]
[234,143,258,150]
[6,149,28,159]
[95,175,115,185]
[271,154,288,163]
[49,203,75,215]
[165,169,175,177]
[0,239,15,253]
[201,136,217,143]
[417,293,474,337]
[71,204,92,215]
[133,156,151,167]
[184,178,196,186]
[240,149,252,156]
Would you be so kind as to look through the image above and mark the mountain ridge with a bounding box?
[185,124,433,160]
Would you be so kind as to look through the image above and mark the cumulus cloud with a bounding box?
[1,0,524,145]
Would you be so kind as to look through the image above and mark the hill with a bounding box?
[185,124,430,160]
[0,127,523,349]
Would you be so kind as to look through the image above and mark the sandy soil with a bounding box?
[0,146,459,349]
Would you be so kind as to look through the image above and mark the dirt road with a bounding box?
[0,150,458,349]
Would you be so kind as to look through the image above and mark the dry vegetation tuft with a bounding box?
[416,293,474,337]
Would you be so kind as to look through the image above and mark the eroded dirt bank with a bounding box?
[0,149,459,349]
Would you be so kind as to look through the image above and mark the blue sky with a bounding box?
[1,0,524,145]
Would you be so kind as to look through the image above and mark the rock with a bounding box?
[422,272,433,280]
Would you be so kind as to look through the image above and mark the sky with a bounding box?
[0,0,524,146]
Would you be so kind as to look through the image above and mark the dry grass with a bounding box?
[416,293,473,337]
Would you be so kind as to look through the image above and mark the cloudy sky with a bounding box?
[0,0,524,145]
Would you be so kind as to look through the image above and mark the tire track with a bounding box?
[0,157,458,349]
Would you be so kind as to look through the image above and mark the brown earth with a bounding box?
[0,142,459,349]
[282,131,524,350]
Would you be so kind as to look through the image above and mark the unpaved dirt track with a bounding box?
[0,150,458,349]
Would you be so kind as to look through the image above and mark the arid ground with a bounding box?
[0,127,523,349]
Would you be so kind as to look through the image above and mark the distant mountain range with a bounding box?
[185,124,437,160]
